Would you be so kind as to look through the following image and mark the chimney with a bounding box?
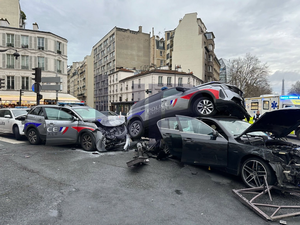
[33,22,39,30]
[152,27,154,37]
[0,18,10,27]
[139,26,142,33]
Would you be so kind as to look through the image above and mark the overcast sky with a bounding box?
[20,0,300,94]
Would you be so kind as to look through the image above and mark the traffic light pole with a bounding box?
[19,89,23,106]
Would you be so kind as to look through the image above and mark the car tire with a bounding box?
[241,157,276,188]
[128,120,144,140]
[193,97,216,117]
[27,128,41,145]
[80,132,95,151]
[296,129,300,140]
[13,126,21,140]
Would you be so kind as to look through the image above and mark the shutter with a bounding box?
[2,33,5,46]
[55,59,57,72]
[62,61,64,74]
[16,76,20,90]
[61,43,64,55]
[29,56,32,69]
[34,37,37,49]
[2,53,5,68]
[16,35,20,48]
[45,57,48,71]
[29,36,32,49]
[16,56,20,69]
[35,56,38,67]
[45,38,48,50]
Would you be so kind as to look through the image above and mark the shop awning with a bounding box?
[0,91,80,104]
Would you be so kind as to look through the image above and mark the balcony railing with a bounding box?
[21,44,28,48]
[57,50,61,54]
[21,65,29,70]
[6,43,14,47]
[38,46,44,50]
[7,65,14,69]
[57,69,62,73]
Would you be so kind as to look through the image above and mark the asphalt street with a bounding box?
[0,134,300,225]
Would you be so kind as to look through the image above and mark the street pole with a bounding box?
[56,72,58,104]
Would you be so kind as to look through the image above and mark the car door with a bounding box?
[44,107,79,145]
[144,92,163,126]
[157,117,183,158]
[177,115,228,167]
[161,88,185,118]
[3,109,13,133]
[0,109,7,133]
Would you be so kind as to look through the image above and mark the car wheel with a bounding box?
[80,132,95,151]
[296,129,300,140]
[193,97,216,117]
[241,157,276,188]
[13,126,21,140]
[128,120,144,140]
[27,128,41,145]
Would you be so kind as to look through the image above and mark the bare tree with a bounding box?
[288,81,300,95]
[227,53,272,97]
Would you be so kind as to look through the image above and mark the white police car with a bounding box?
[0,108,29,140]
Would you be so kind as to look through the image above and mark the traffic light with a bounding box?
[37,94,43,100]
[20,89,24,96]
[0,78,5,89]
[145,89,152,94]
[32,67,42,83]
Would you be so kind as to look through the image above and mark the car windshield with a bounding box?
[11,109,29,117]
[218,119,266,136]
[73,108,106,120]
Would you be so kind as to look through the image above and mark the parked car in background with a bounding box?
[23,105,130,151]
[157,108,300,189]
[127,82,250,140]
[0,108,29,140]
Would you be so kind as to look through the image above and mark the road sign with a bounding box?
[41,84,62,91]
[32,83,41,93]
[41,77,61,83]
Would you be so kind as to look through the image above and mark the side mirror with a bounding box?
[176,87,188,92]
[4,115,11,118]
[72,116,79,121]
[210,130,219,140]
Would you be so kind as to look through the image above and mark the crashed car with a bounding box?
[23,105,130,151]
[0,108,29,140]
[157,108,300,189]
[127,81,250,139]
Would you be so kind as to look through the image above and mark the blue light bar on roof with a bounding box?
[280,95,300,100]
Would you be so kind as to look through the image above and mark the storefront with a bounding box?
[0,91,80,107]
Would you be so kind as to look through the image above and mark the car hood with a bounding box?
[96,115,126,127]
[239,108,300,138]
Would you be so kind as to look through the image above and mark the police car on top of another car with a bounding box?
[127,81,250,140]
[0,107,29,140]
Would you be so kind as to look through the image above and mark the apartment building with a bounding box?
[219,58,230,83]
[67,55,94,107]
[165,13,220,82]
[108,69,203,114]
[0,0,72,105]
[150,28,165,68]
[93,26,150,111]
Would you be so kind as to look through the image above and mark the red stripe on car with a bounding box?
[72,127,95,132]
[180,89,220,100]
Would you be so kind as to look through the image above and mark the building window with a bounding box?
[167,33,170,40]
[188,77,190,84]
[178,77,183,86]
[158,76,163,86]
[38,37,44,50]
[167,77,172,86]
[7,76,14,90]
[166,53,169,60]
[21,55,29,70]
[160,60,164,66]
[132,81,134,89]
[21,35,28,48]
[6,54,14,69]
[167,44,170,50]
[160,51,163,56]
[138,79,141,88]
[57,60,62,73]
[209,55,213,61]
[22,77,29,90]
[104,39,108,46]
[6,34,14,47]
[208,44,213,51]
[38,57,45,70]
[208,66,213,72]
[56,41,62,54]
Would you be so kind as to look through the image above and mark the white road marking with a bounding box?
[0,136,27,144]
